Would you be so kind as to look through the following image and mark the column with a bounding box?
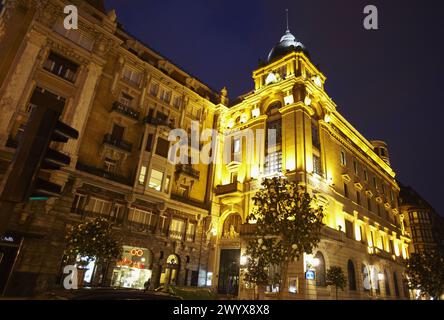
[0,29,46,146]
[62,62,103,166]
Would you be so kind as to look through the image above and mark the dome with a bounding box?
[267,29,308,63]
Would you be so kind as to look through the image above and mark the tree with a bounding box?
[245,177,325,299]
[64,217,122,286]
[406,251,444,300]
[326,266,346,300]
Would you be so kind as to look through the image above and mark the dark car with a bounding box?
[38,287,182,300]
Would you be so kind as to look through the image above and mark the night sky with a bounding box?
[104,0,444,215]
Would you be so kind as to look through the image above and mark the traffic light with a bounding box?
[0,88,78,203]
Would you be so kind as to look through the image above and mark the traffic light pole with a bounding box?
[0,89,77,237]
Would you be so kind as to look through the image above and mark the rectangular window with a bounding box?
[123,67,142,85]
[373,176,377,189]
[367,197,372,211]
[264,151,282,175]
[119,92,133,106]
[155,137,170,158]
[54,22,94,51]
[150,82,159,96]
[356,191,361,205]
[364,170,368,181]
[344,183,349,198]
[148,169,164,191]
[138,165,147,185]
[353,160,358,175]
[186,223,196,242]
[89,197,111,215]
[233,138,241,153]
[170,218,185,240]
[173,96,183,109]
[104,157,117,173]
[111,124,125,140]
[164,176,171,193]
[340,150,346,166]
[345,220,354,239]
[145,134,153,151]
[311,121,320,149]
[381,184,386,195]
[313,154,322,175]
[43,52,79,82]
[71,194,87,213]
[128,208,155,226]
[160,89,172,104]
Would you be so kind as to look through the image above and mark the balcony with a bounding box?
[215,182,243,196]
[76,162,133,186]
[103,134,132,153]
[321,226,345,242]
[175,164,200,180]
[127,221,156,233]
[144,116,175,129]
[72,209,124,225]
[170,193,209,210]
[111,102,140,121]
[169,230,185,241]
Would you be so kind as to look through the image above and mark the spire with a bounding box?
[285,8,290,32]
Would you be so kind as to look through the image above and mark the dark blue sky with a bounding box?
[105,0,444,215]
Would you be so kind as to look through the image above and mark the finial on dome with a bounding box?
[285,8,289,32]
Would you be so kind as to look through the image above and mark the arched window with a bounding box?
[315,252,326,287]
[384,270,391,296]
[362,264,371,292]
[222,214,242,239]
[393,271,400,297]
[347,260,357,291]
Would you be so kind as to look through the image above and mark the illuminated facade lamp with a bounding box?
[251,108,260,118]
[311,258,320,267]
[304,95,312,106]
[211,227,217,236]
[240,113,248,123]
[378,272,384,281]
[227,119,234,129]
[240,255,248,266]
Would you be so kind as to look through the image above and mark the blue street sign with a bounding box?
[306,270,316,280]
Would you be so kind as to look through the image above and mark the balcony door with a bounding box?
[111,124,124,141]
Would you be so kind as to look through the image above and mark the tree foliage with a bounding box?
[244,177,325,297]
[406,251,444,300]
[326,266,347,299]
[64,217,122,267]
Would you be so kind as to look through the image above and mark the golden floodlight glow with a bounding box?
[304,95,312,106]
[284,94,294,105]
[251,108,260,118]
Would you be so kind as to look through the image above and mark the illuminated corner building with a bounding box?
[0,0,222,296]
[399,183,444,255]
[210,27,412,299]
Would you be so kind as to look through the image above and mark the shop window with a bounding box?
[112,246,153,290]
[384,270,391,296]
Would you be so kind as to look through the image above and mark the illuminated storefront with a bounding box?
[111,246,153,290]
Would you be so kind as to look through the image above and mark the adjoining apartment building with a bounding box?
[0,0,412,299]
[399,183,444,255]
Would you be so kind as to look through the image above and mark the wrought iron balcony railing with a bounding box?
[112,102,140,121]
[103,134,132,152]
[144,116,175,129]
[215,182,243,196]
[175,164,200,180]
[76,162,133,186]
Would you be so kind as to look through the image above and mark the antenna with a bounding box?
[285,8,289,32]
